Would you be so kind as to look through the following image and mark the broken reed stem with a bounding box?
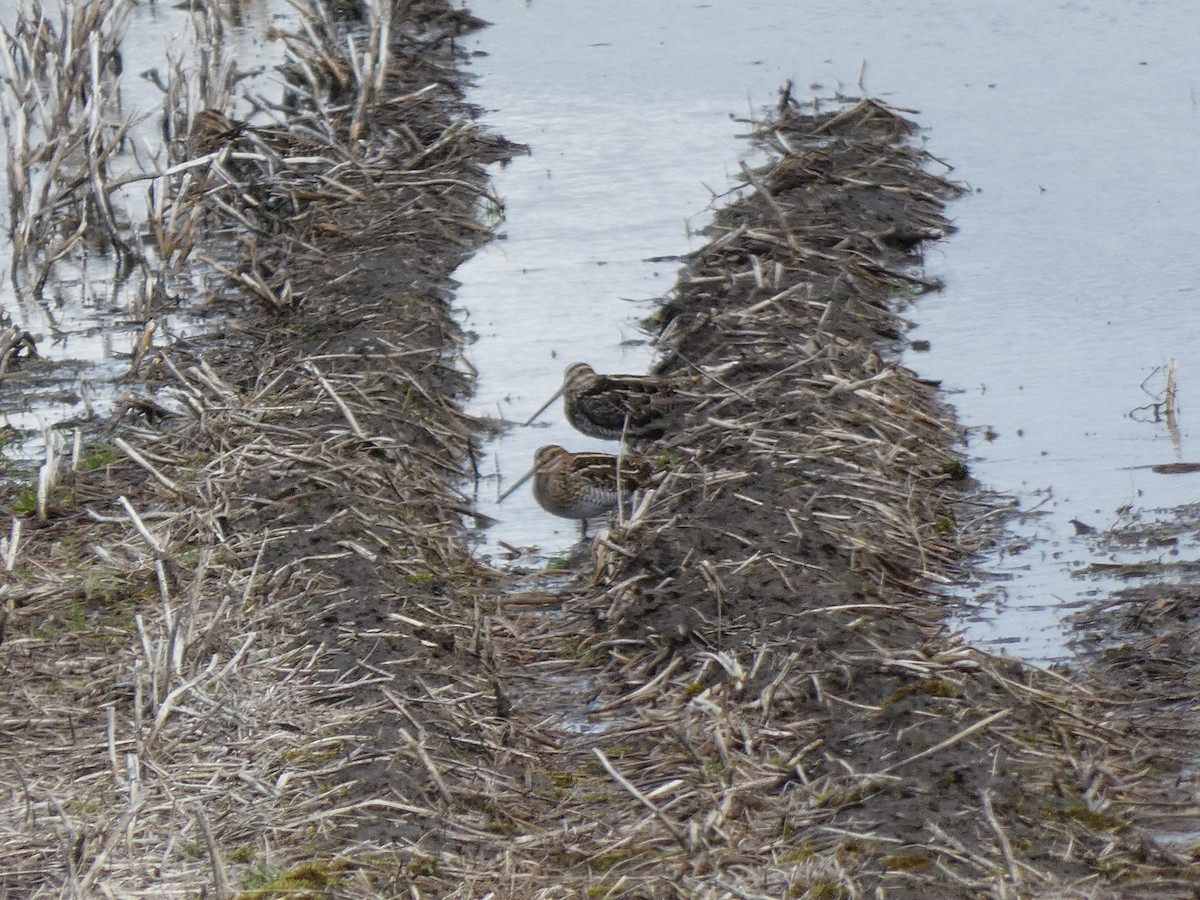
[979,788,1022,886]
[3,517,21,573]
[117,494,164,556]
[36,426,62,520]
[593,748,691,851]
[114,437,181,495]
[305,361,370,439]
[193,804,232,900]
[878,709,1011,775]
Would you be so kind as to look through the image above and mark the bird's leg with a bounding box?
[616,417,629,523]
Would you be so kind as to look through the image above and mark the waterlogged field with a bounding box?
[0,0,1194,663]
[0,0,295,468]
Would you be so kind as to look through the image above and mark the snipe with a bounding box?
[499,444,654,533]
[524,362,693,440]
[186,109,246,156]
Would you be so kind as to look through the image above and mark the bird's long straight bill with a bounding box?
[497,463,538,503]
[522,383,565,426]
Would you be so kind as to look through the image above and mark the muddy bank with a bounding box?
[0,1,1198,898]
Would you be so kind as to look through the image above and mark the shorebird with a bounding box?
[498,444,654,533]
[523,362,693,440]
[186,109,246,156]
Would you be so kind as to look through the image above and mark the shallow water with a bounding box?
[458,0,1200,662]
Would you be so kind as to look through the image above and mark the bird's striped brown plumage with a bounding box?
[531,362,692,440]
[500,445,654,531]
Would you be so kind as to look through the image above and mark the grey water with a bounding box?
[457,0,1200,663]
